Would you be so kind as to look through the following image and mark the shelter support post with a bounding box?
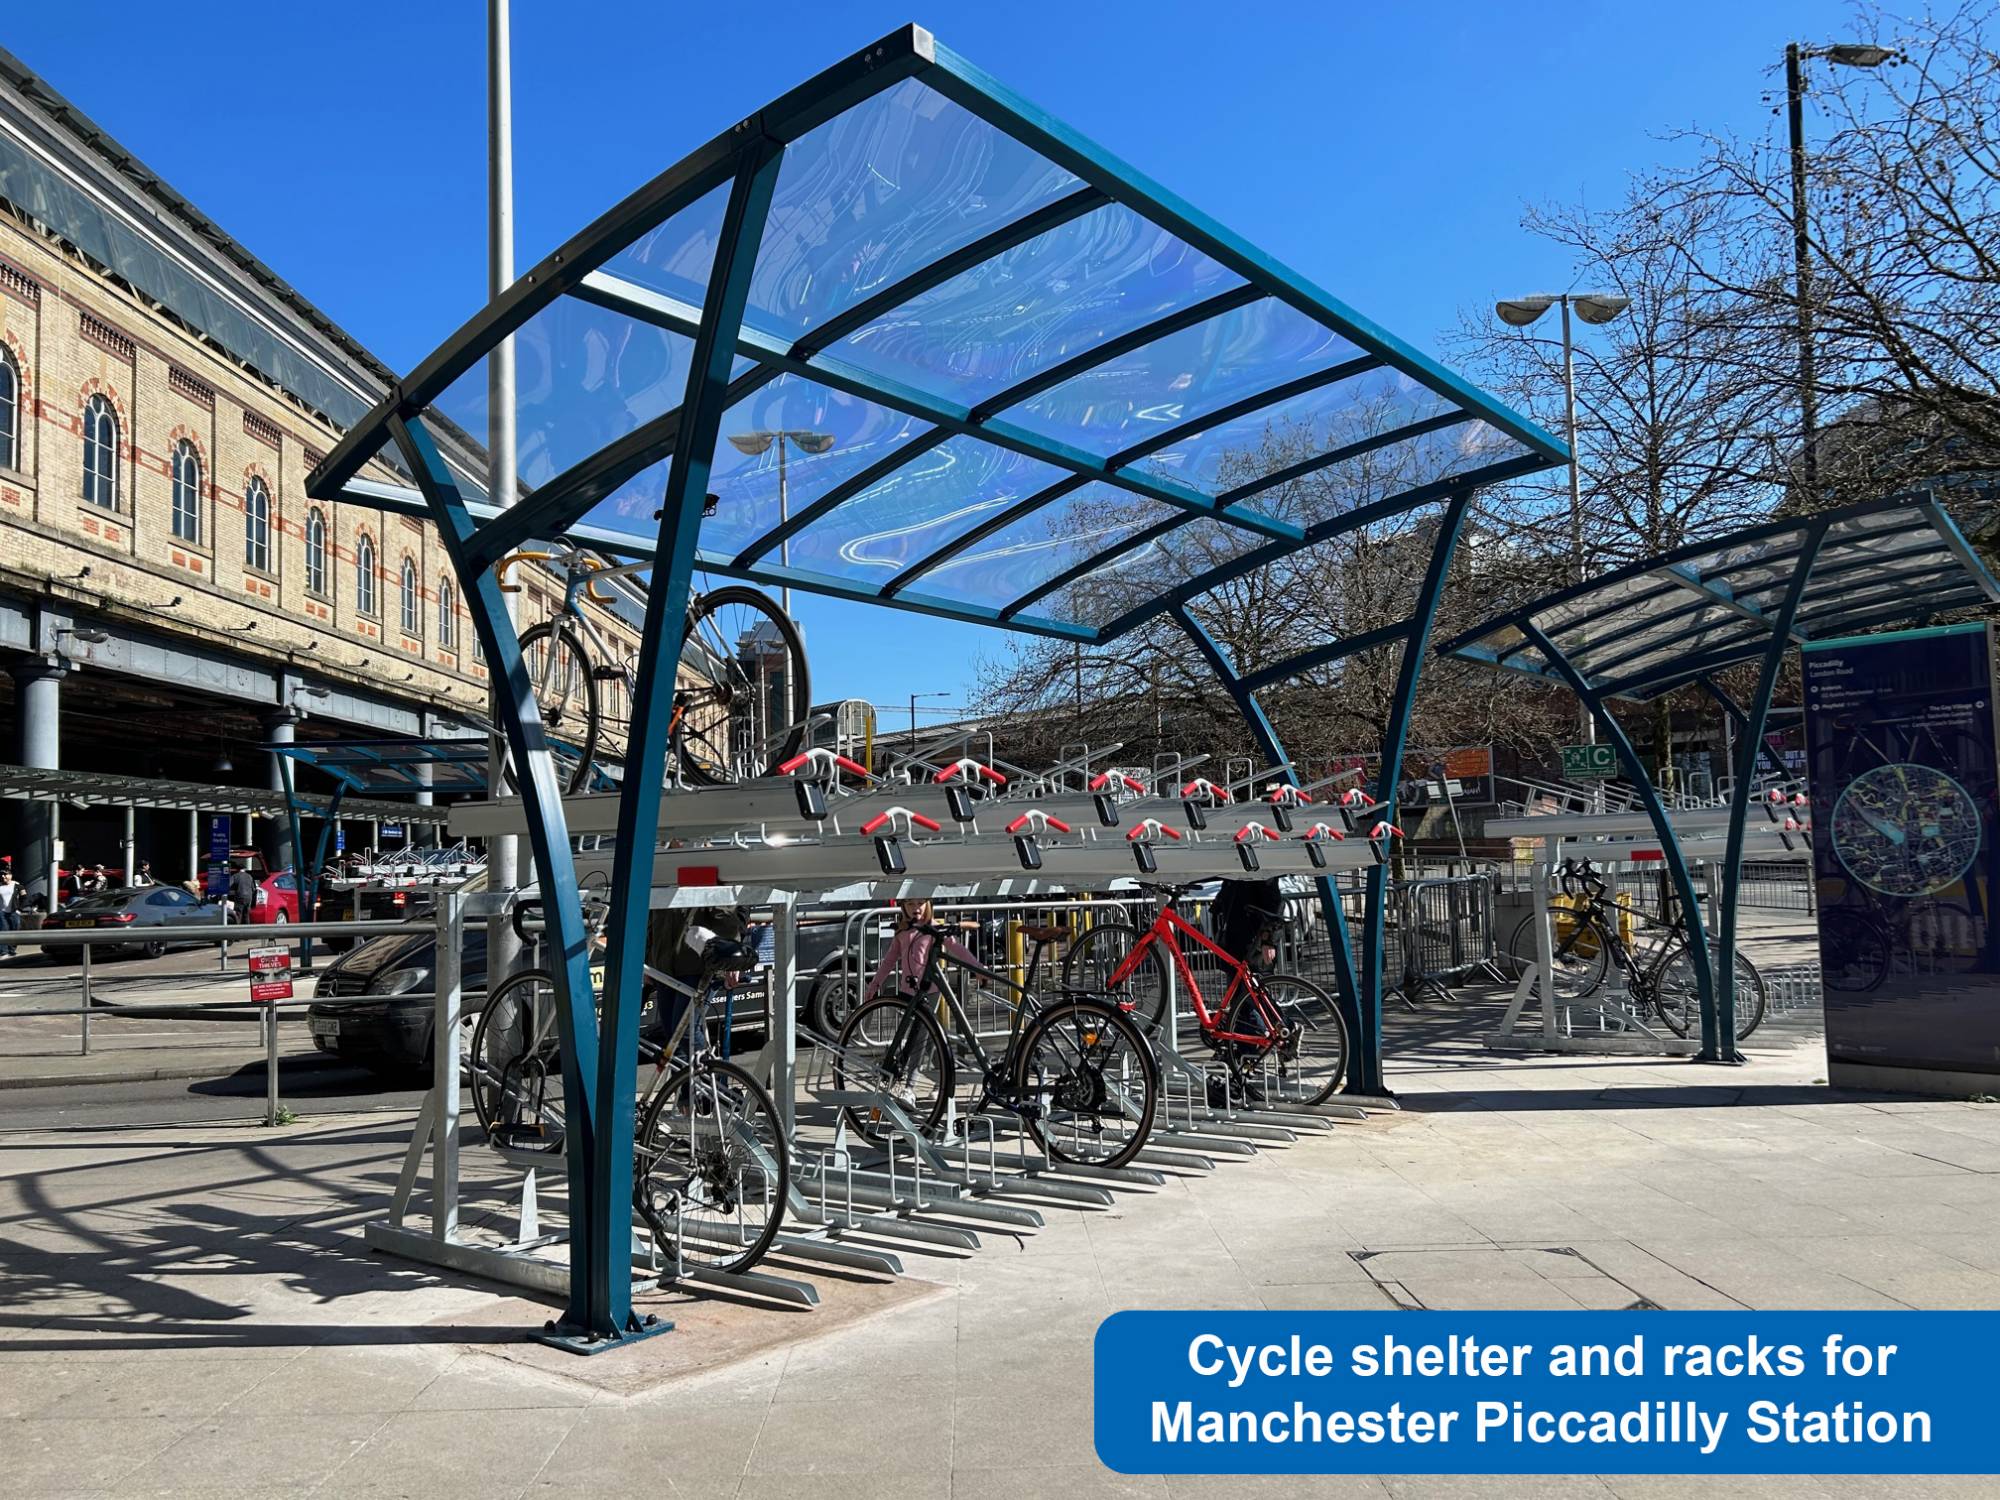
[1520,621,1716,1031]
[388,413,607,1343]
[572,140,783,1352]
[1707,520,1828,1063]
[1356,487,1475,1097]
[1170,607,1364,1080]
[277,755,309,969]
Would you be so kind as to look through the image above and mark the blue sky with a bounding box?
[8,0,1848,725]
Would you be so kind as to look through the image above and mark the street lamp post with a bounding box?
[727,429,835,617]
[1494,291,1630,753]
[1784,41,1898,502]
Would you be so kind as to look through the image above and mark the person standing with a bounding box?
[133,860,156,887]
[0,865,19,954]
[229,862,257,923]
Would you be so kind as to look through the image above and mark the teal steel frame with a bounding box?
[304,25,1567,1346]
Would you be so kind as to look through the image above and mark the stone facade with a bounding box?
[0,208,645,722]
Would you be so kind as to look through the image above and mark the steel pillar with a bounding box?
[265,708,299,874]
[389,412,607,1339]
[1171,606,1364,1065]
[573,141,783,1352]
[1355,487,1474,1096]
[1709,520,1828,1062]
[11,658,65,907]
[1521,621,1716,1027]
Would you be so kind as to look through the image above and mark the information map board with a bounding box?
[1802,623,2000,1090]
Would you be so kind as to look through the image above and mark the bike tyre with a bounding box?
[677,586,811,786]
[1225,972,1348,1106]
[833,995,953,1145]
[635,1057,789,1276]
[1014,997,1158,1170]
[1506,910,1610,1001]
[510,620,600,796]
[1061,922,1171,1035]
[468,967,566,1147]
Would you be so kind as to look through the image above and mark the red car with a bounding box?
[248,869,301,925]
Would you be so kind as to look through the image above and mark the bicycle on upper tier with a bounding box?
[833,919,1161,1170]
[495,533,810,793]
[1061,882,1348,1106]
[467,901,790,1276]
[1503,857,1766,1040]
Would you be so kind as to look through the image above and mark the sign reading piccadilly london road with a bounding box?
[1562,744,1617,780]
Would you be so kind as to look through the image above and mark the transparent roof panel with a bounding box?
[1255,417,1529,532]
[748,79,1079,343]
[920,484,1181,613]
[695,374,935,559]
[783,435,1067,583]
[431,296,704,496]
[1041,516,1266,628]
[998,297,1363,459]
[831,202,1242,407]
[597,181,732,319]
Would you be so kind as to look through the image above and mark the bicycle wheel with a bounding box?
[1654,945,1766,1041]
[805,956,863,1042]
[1225,972,1348,1106]
[1014,998,1158,1169]
[469,968,567,1149]
[512,621,600,795]
[1062,922,1170,1034]
[676,586,810,786]
[1822,913,1891,994]
[833,996,953,1144]
[1506,910,1609,1000]
[634,1058,789,1275]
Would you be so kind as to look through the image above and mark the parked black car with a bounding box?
[307,926,489,1076]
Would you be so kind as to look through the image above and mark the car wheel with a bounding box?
[143,939,166,959]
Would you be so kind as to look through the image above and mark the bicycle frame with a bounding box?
[1105,901,1286,1048]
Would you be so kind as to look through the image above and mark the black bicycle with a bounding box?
[1504,858,1767,1040]
[832,920,1160,1170]
[468,933,790,1276]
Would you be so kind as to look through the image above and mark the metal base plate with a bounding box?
[530,1313,676,1355]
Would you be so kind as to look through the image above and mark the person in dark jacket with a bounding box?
[229,864,258,921]
[1213,877,1286,971]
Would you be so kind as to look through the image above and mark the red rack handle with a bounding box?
[1179,778,1232,802]
[1126,820,1184,842]
[1267,784,1313,805]
[1340,787,1370,806]
[1369,821,1405,841]
[860,807,944,836]
[936,758,1009,786]
[1233,822,1278,843]
[779,749,869,778]
[1090,771,1147,793]
[1301,822,1346,842]
[1006,810,1073,835]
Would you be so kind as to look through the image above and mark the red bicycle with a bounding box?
[1062,882,1348,1105]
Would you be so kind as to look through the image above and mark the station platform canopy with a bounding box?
[309,24,1564,644]
[269,737,492,798]
[1441,491,2000,701]
[0,761,448,824]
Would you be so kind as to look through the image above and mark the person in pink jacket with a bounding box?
[865,899,980,1002]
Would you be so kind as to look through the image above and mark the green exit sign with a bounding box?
[1561,743,1618,780]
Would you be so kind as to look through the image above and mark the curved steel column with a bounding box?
[390,413,608,1336]
[1171,606,1364,1077]
[1520,620,1716,1031]
[1709,519,1828,1062]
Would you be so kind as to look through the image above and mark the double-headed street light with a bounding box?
[1784,40,1899,499]
[1494,291,1630,750]
[728,428,835,616]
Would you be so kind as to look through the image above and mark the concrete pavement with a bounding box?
[2,985,1997,1497]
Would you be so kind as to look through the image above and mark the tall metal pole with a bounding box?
[1787,43,1820,501]
[486,0,522,988]
[1558,295,1594,754]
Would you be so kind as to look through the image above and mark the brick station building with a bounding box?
[0,47,641,900]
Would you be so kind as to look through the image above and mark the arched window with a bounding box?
[399,557,419,636]
[0,348,18,471]
[243,476,271,571]
[171,440,201,543]
[81,393,118,508]
[437,577,456,648]
[356,532,377,615]
[305,509,329,597]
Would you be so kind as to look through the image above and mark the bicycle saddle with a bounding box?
[703,935,759,972]
[1017,923,1069,943]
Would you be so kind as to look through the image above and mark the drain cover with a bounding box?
[1352,1246,1657,1311]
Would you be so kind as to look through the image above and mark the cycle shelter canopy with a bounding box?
[1443,489,2000,1059]
[305,24,1563,1347]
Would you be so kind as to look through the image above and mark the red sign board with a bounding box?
[247,945,293,1004]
